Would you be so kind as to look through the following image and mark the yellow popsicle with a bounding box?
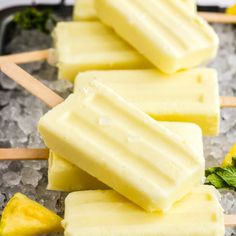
[73,0,97,21]
[48,151,108,191]
[48,122,203,192]
[75,68,220,136]
[73,0,196,21]
[63,185,224,236]
[38,81,204,211]
[51,22,152,82]
[95,0,218,73]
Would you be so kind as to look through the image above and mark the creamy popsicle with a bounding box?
[73,0,196,21]
[73,0,97,21]
[48,122,203,192]
[95,0,218,73]
[39,81,204,211]
[52,22,152,81]
[48,151,108,191]
[184,0,196,11]
[74,68,220,136]
[63,185,225,236]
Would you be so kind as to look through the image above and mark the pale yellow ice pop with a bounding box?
[95,0,218,73]
[48,122,203,192]
[183,0,196,11]
[63,185,225,236]
[48,151,108,191]
[74,68,220,136]
[52,21,152,81]
[73,0,97,21]
[73,0,196,21]
[38,81,204,212]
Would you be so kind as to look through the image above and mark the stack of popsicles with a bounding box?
[34,0,228,235]
[1,0,230,235]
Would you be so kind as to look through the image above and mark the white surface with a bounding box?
[197,0,236,7]
[35,0,61,4]
[0,0,31,10]
[35,0,75,5]
[0,0,75,10]
[65,0,75,5]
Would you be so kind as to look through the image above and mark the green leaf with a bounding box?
[205,163,236,190]
[205,167,219,176]
[13,7,56,34]
[216,167,236,188]
[205,173,228,189]
[232,156,236,166]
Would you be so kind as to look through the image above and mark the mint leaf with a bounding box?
[13,7,56,34]
[205,167,219,176]
[205,173,228,188]
[216,167,236,188]
[232,156,236,166]
[205,163,236,190]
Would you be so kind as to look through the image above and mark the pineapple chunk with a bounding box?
[226,4,236,15]
[0,193,63,236]
[222,143,236,167]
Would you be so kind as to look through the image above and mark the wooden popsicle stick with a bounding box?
[0,49,49,64]
[0,62,64,108]
[225,214,236,227]
[199,12,236,24]
[220,96,236,108]
[0,148,49,160]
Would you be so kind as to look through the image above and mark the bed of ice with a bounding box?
[0,24,236,235]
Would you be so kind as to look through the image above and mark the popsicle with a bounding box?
[74,67,219,136]
[73,0,196,21]
[63,185,225,236]
[1,62,205,211]
[0,21,152,82]
[183,0,196,11]
[0,121,203,192]
[73,0,98,21]
[51,21,152,81]
[38,82,204,211]
[95,0,219,74]
[48,151,108,191]
[48,121,203,192]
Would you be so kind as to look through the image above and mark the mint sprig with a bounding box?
[205,157,236,189]
[13,7,56,34]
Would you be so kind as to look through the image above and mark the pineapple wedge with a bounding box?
[226,4,236,15]
[222,143,236,167]
[0,193,63,236]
